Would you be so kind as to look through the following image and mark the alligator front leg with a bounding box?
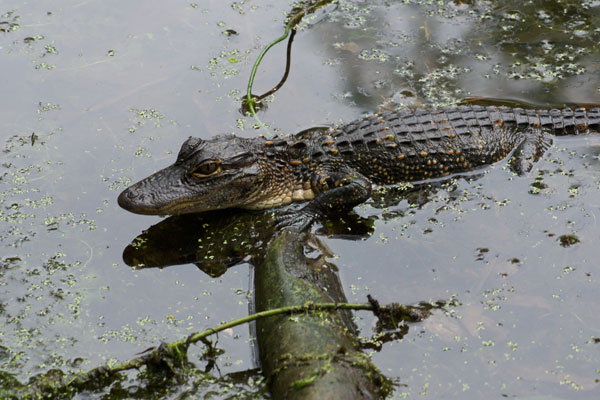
[275,166,372,231]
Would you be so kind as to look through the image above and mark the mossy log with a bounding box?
[254,229,390,399]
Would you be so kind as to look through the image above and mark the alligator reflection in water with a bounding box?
[119,181,447,309]
[121,177,463,274]
[122,210,274,277]
[122,208,377,275]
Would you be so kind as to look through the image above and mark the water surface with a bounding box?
[1,0,599,398]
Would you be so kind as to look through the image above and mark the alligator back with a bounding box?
[308,105,600,184]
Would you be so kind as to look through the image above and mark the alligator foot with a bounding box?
[275,171,372,231]
[275,208,316,231]
[508,127,552,175]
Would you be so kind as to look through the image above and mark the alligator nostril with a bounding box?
[118,187,139,210]
[126,190,137,199]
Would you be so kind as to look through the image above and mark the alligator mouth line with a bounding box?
[119,191,221,215]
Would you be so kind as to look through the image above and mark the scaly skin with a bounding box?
[118,105,600,227]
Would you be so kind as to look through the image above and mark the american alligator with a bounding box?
[118,105,600,228]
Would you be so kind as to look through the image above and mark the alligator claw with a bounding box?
[274,209,316,232]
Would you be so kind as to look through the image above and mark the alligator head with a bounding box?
[118,135,266,215]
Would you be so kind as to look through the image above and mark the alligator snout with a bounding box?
[118,170,191,215]
[118,186,148,213]
[118,183,167,215]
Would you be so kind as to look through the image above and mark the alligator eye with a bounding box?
[190,161,222,178]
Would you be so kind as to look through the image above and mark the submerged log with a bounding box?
[254,229,391,399]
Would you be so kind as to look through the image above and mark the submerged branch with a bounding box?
[11,299,425,399]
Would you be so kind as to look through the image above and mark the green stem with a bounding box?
[245,24,291,135]
[108,302,374,374]
[186,301,373,345]
[245,0,338,133]
[246,24,292,114]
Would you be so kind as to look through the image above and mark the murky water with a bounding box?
[1,0,599,398]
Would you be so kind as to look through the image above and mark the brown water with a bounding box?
[1,0,599,398]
